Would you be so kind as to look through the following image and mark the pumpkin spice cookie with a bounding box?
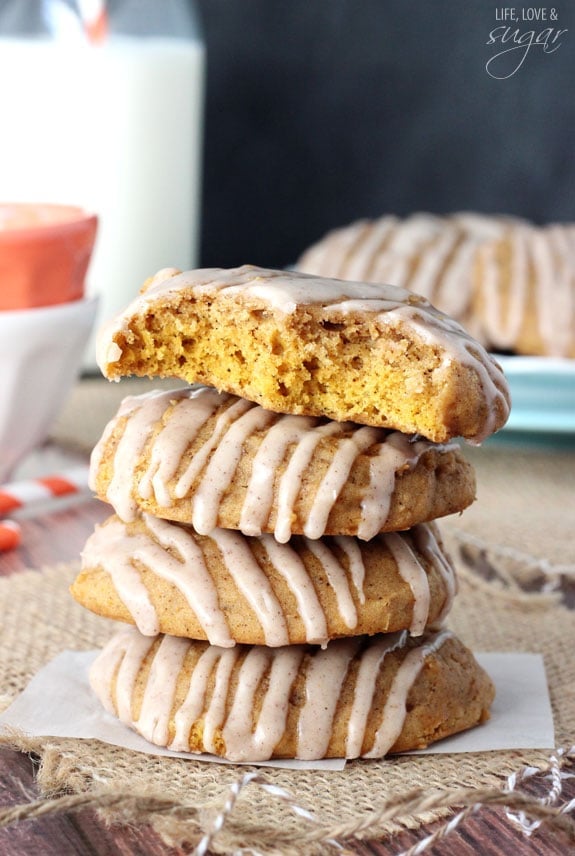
[296,211,525,340]
[96,265,510,443]
[72,515,457,647]
[89,625,494,761]
[473,222,575,358]
[89,386,477,538]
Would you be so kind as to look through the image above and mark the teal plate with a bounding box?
[487,356,575,448]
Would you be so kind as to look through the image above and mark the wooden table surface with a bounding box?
[0,446,573,856]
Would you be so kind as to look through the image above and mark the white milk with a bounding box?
[0,37,205,367]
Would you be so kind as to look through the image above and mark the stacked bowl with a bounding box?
[0,203,98,481]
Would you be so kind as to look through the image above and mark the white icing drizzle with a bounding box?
[89,627,156,721]
[305,539,358,629]
[201,647,240,754]
[342,217,397,281]
[478,223,575,357]
[190,405,276,534]
[82,516,451,647]
[437,232,480,319]
[484,227,528,348]
[169,645,237,752]
[222,646,304,761]
[208,528,289,647]
[114,631,158,724]
[143,515,235,645]
[173,644,303,760]
[319,220,372,279]
[303,426,382,538]
[384,532,431,636]
[533,229,559,355]
[89,407,126,493]
[82,515,235,646]
[300,210,575,357]
[258,534,328,646]
[136,634,190,745]
[101,389,190,521]
[345,631,407,758]
[273,420,347,543]
[297,212,518,328]
[239,414,319,536]
[374,252,410,286]
[531,226,574,356]
[412,524,458,624]
[446,212,521,322]
[364,629,453,758]
[333,536,366,604]
[174,396,254,499]
[368,215,444,290]
[138,387,225,506]
[98,387,445,540]
[385,214,445,255]
[408,226,461,303]
[358,432,427,540]
[296,638,361,759]
[82,522,158,636]
[92,627,454,761]
[135,265,419,315]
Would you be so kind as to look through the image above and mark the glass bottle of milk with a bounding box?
[0,0,205,368]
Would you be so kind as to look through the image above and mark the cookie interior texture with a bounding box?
[89,386,477,539]
[89,626,495,761]
[72,516,457,646]
[96,265,510,443]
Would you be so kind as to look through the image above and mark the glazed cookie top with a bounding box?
[89,625,494,761]
[73,514,457,647]
[96,265,511,443]
[89,386,476,540]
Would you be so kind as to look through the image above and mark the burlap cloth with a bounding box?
[0,378,573,853]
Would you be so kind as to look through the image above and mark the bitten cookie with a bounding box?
[474,222,575,358]
[89,386,477,538]
[96,265,510,443]
[72,515,457,646]
[89,626,494,761]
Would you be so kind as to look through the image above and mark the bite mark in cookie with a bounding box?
[96,265,510,443]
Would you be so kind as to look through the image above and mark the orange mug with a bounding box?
[0,202,98,310]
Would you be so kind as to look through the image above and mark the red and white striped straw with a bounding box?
[78,0,109,44]
[0,520,22,552]
[0,465,91,516]
[0,466,91,552]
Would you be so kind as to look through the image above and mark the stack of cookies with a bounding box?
[71,265,511,762]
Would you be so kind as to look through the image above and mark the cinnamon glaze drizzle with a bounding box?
[90,386,453,539]
[90,626,453,761]
[80,516,456,647]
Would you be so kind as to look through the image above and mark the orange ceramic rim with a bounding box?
[0,203,98,310]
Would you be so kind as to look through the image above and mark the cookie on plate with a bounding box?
[474,222,575,358]
[296,212,523,339]
[96,265,510,443]
[72,515,457,646]
[89,386,477,537]
[89,625,494,761]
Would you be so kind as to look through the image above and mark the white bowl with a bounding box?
[0,296,98,482]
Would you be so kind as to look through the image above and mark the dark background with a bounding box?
[195,0,574,269]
